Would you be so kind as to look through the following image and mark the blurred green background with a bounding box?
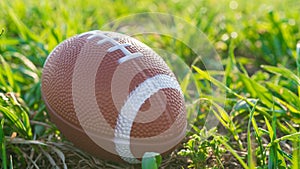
[1,0,299,68]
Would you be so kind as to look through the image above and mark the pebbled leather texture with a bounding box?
[41,31,186,163]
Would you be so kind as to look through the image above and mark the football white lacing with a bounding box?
[80,30,143,64]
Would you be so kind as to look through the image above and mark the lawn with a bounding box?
[1,0,300,168]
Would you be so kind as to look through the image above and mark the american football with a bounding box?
[41,30,187,163]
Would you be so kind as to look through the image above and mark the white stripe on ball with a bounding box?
[114,74,183,163]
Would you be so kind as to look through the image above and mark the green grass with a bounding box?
[1,0,300,168]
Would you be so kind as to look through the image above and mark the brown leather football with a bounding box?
[41,30,186,163]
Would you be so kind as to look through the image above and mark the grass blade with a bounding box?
[224,41,237,86]
[265,106,287,168]
[0,55,15,92]
[0,105,28,137]
[274,97,300,115]
[273,132,300,143]
[261,65,300,86]
[252,116,266,166]
[276,145,287,168]
[270,109,278,169]
[264,115,276,169]
[9,155,13,169]
[292,137,300,169]
[239,73,274,108]
[216,137,249,169]
[247,100,258,169]
[40,146,58,169]
[0,28,4,36]
[0,119,7,169]
[210,100,243,149]
[266,82,300,108]
[142,153,161,169]
[51,146,67,169]
[296,42,300,77]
